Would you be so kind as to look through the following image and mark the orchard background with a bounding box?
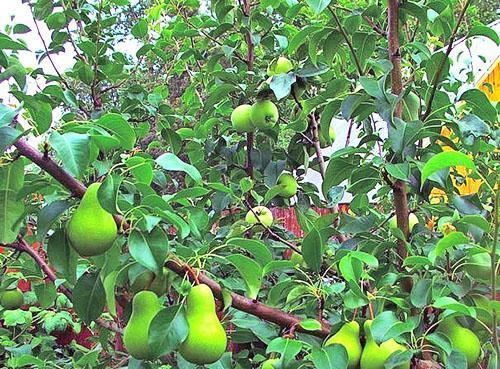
[0,0,498,368]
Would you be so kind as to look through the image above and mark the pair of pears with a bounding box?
[67,183,117,256]
[325,320,409,369]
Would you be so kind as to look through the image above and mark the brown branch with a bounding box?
[11,138,331,338]
[421,0,472,120]
[387,0,412,293]
[310,113,326,179]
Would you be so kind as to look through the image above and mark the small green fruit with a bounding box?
[277,173,298,198]
[123,291,161,360]
[231,104,254,132]
[0,288,23,310]
[389,213,419,233]
[179,284,227,364]
[250,100,279,129]
[464,252,491,282]
[325,321,362,369]
[67,183,117,256]
[437,316,480,368]
[267,56,293,75]
[245,206,273,227]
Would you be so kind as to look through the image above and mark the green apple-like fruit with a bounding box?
[319,125,336,148]
[437,316,480,368]
[179,284,227,364]
[464,252,491,282]
[67,183,117,256]
[245,206,273,227]
[123,291,161,360]
[402,91,420,122]
[0,288,23,310]
[360,320,410,369]
[231,104,254,132]
[261,358,279,369]
[389,213,419,233]
[325,321,362,369]
[277,173,298,198]
[250,100,279,129]
[267,56,293,75]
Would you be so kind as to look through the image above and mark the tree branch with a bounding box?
[421,0,472,121]
[11,138,331,338]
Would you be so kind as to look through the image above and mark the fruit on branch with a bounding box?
[464,252,492,282]
[130,270,155,294]
[67,183,117,256]
[261,358,280,368]
[0,288,23,310]
[437,316,480,368]
[277,173,298,198]
[360,320,410,369]
[179,284,227,364]
[123,290,161,360]
[325,321,362,369]
[267,56,293,76]
[250,100,279,129]
[231,104,254,133]
[319,125,337,148]
[389,213,419,233]
[401,91,420,122]
[245,206,273,227]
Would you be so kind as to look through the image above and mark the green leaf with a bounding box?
[302,228,323,272]
[126,156,153,185]
[226,238,273,266]
[73,271,106,323]
[421,151,476,187]
[132,19,148,39]
[434,231,469,259]
[24,96,52,133]
[310,345,348,369]
[468,25,499,44]
[49,132,90,178]
[0,127,24,152]
[33,281,57,309]
[96,113,136,150]
[36,200,72,241]
[386,163,410,181]
[0,33,28,51]
[458,89,497,123]
[128,228,168,275]
[226,254,263,299]
[306,0,332,15]
[433,297,476,317]
[103,270,118,316]
[149,305,188,357]
[98,174,122,214]
[0,160,25,243]
[269,73,295,100]
[156,153,202,183]
[410,279,432,308]
[299,318,322,331]
[0,103,18,127]
[47,230,78,285]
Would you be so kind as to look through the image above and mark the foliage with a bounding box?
[0,0,498,368]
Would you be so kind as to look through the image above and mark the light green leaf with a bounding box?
[49,132,90,178]
[0,160,24,243]
[226,254,263,299]
[156,153,202,183]
[96,113,136,150]
[302,228,323,272]
[421,151,476,187]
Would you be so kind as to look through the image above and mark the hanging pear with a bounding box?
[123,291,161,360]
[179,284,227,364]
[437,316,480,368]
[67,183,117,256]
[360,320,410,369]
[325,321,362,369]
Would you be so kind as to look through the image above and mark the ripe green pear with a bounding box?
[389,213,419,233]
[360,320,410,369]
[245,206,273,227]
[250,100,279,129]
[0,288,23,310]
[325,321,362,369]
[67,183,117,256]
[123,291,161,360]
[261,358,279,369]
[277,173,298,198]
[267,56,293,75]
[437,316,480,368]
[464,252,492,282]
[179,284,227,364]
[231,104,254,132]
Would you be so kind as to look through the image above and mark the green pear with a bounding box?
[231,104,254,133]
[0,288,23,310]
[250,100,279,129]
[267,56,293,75]
[245,206,273,227]
[437,316,480,368]
[179,284,227,364]
[67,183,117,256]
[360,320,410,369]
[277,173,298,198]
[464,252,492,282]
[262,358,280,369]
[325,321,362,369]
[123,291,161,360]
[389,213,419,233]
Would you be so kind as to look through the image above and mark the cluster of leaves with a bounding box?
[0,0,498,368]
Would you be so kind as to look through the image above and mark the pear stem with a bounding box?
[368,303,375,320]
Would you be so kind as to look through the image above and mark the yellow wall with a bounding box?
[477,57,500,102]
